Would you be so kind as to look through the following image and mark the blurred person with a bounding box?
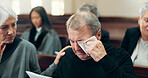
[52,12,137,78]
[21,6,61,55]
[121,2,148,66]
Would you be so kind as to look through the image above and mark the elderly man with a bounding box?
[52,12,137,78]
[66,3,110,46]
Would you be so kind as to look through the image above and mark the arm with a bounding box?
[41,46,72,76]
[29,44,41,74]
[99,51,137,78]
[85,40,137,78]
[0,35,6,55]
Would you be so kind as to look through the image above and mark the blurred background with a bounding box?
[1,0,148,47]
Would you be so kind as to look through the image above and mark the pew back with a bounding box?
[133,65,148,78]
[37,54,56,72]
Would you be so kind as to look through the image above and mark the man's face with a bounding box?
[68,26,93,60]
[0,16,17,44]
[138,9,148,39]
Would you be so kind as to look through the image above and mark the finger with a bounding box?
[54,46,71,65]
[59,46,72,53]
[56,52,65,59]
[60,52,65,56]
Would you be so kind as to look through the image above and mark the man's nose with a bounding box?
[74,42,81,51]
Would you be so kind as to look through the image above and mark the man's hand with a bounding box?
[85,40,107,62]
[54,46,72,65]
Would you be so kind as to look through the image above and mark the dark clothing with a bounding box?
[66,29,110,46]
[52,44,137,78]
[121,27,141,56]
[101,29,110,44]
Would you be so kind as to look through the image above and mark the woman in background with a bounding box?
[21,6,61,55]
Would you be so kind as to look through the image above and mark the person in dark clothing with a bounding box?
[121,2,148,66]
[52,12,137,78]
[66,3,110,46]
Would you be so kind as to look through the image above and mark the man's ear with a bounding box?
[95,29,101,40]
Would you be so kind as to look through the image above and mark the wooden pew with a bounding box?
[37,54,56,72]
[133,65,148,78]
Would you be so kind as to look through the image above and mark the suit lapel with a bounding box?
[129,27,141,55]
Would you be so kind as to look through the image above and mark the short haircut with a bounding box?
[139,2,148,18]
[66,11,101,35]
[0,3,17,26]
[77,3,99,17]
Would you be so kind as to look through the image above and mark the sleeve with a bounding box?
[29,44,41,74]
[41,63,57,77]
[99,50,137,78]
[120,29,130,51]
[53,31,62,52]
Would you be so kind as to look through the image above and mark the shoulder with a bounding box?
[101,29,109,35]
[126,27,140,34]
[104,44,129,59]
[48,29,58,35]
[60,48,75,62]
[22,28,31,35]
[19,39,36,50]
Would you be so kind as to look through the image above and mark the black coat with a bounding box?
[121,27,141,56]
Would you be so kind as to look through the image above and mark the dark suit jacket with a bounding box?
[66,29,110,45]
[121,27,141,56]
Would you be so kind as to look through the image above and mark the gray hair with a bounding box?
[77,3,99,17]
[139,2,148,18]
[66,12,101,35]
[0,3,17,26]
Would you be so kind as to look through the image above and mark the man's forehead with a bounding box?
[68,26,93,42]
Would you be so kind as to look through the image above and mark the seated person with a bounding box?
[121,2,148,66]
[66,3,110,46]
[0,3,65,78]
[21,6,61,55]
[52,12,137,78]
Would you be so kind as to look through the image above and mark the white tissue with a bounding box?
[77,36,97,55]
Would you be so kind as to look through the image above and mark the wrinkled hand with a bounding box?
[0,35,6,53]
[54,46,72,65]
[85,40,107,62]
